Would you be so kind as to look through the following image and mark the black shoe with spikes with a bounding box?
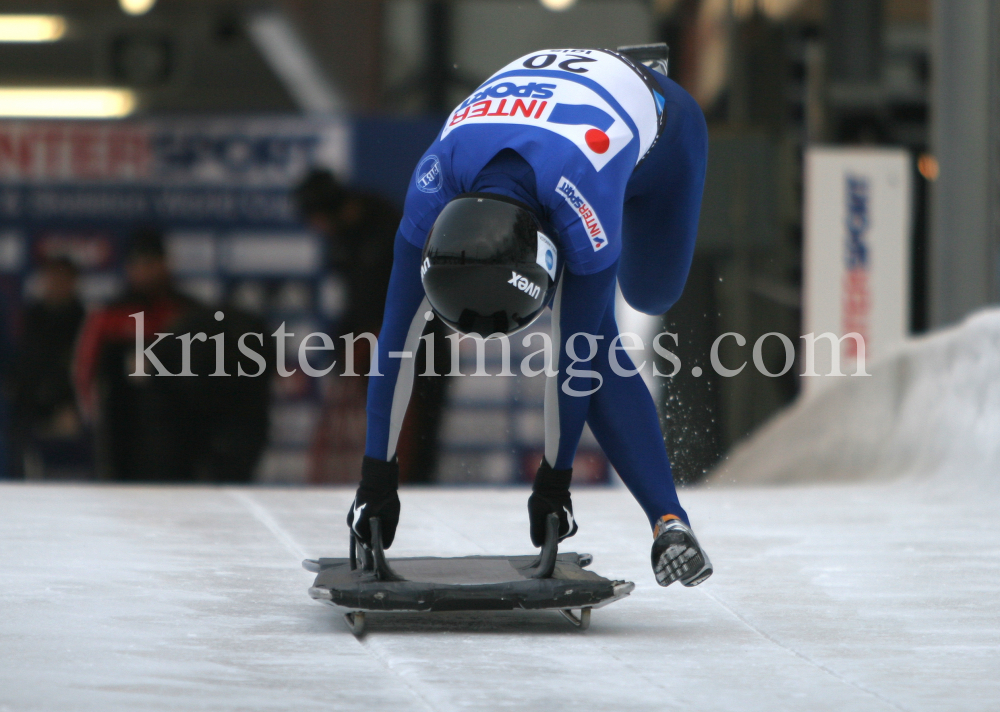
[651,516,713,587]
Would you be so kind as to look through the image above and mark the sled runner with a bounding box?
[303,514,634,635]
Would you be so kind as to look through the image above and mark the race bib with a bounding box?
[441,49,660,171]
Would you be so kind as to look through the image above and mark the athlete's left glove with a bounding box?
[347,456,401,549]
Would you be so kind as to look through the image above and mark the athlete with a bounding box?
[348,46,712,587]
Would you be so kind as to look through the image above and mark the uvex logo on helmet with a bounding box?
[508,271,541,299]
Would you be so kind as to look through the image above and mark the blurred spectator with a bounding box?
[152,305,274,484]
[74,228,198,481]
[294,168,448,483]
[10,257,88,479]
[293,168,397,335]
[74,228,271,483]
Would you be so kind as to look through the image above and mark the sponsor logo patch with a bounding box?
[415,155,442,193]
[536,231,557,280]
[555,177,606,251]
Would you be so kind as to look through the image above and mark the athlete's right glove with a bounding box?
[347,456,401,549]
[527,459,578,547]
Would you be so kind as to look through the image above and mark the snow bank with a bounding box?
[706,309,1000,492]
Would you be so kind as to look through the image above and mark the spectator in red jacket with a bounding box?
[74,229,198,480]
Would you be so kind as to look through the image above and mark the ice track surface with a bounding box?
[2,483,998,712]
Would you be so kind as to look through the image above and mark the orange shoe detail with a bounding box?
[653,514,682,539]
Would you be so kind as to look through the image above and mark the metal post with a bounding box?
[929,0,1000,326]
[426,1,452,113]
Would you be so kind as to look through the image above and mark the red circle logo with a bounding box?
[585,129,610,154]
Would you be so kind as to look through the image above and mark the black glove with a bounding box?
[527,459,578,547]
[347,456,401,549]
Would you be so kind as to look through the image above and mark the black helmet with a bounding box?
[421,193,559,337]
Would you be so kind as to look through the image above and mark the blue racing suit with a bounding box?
[363,49,708,528]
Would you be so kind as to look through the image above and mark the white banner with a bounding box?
[803,147,912,396]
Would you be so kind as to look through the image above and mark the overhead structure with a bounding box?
[0,88,136,118]
[246,11,346,116]
[539,0,578,10]
[0,14,66,42]
[119,0,157,16]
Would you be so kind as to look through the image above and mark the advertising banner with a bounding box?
[803,147,912,396]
